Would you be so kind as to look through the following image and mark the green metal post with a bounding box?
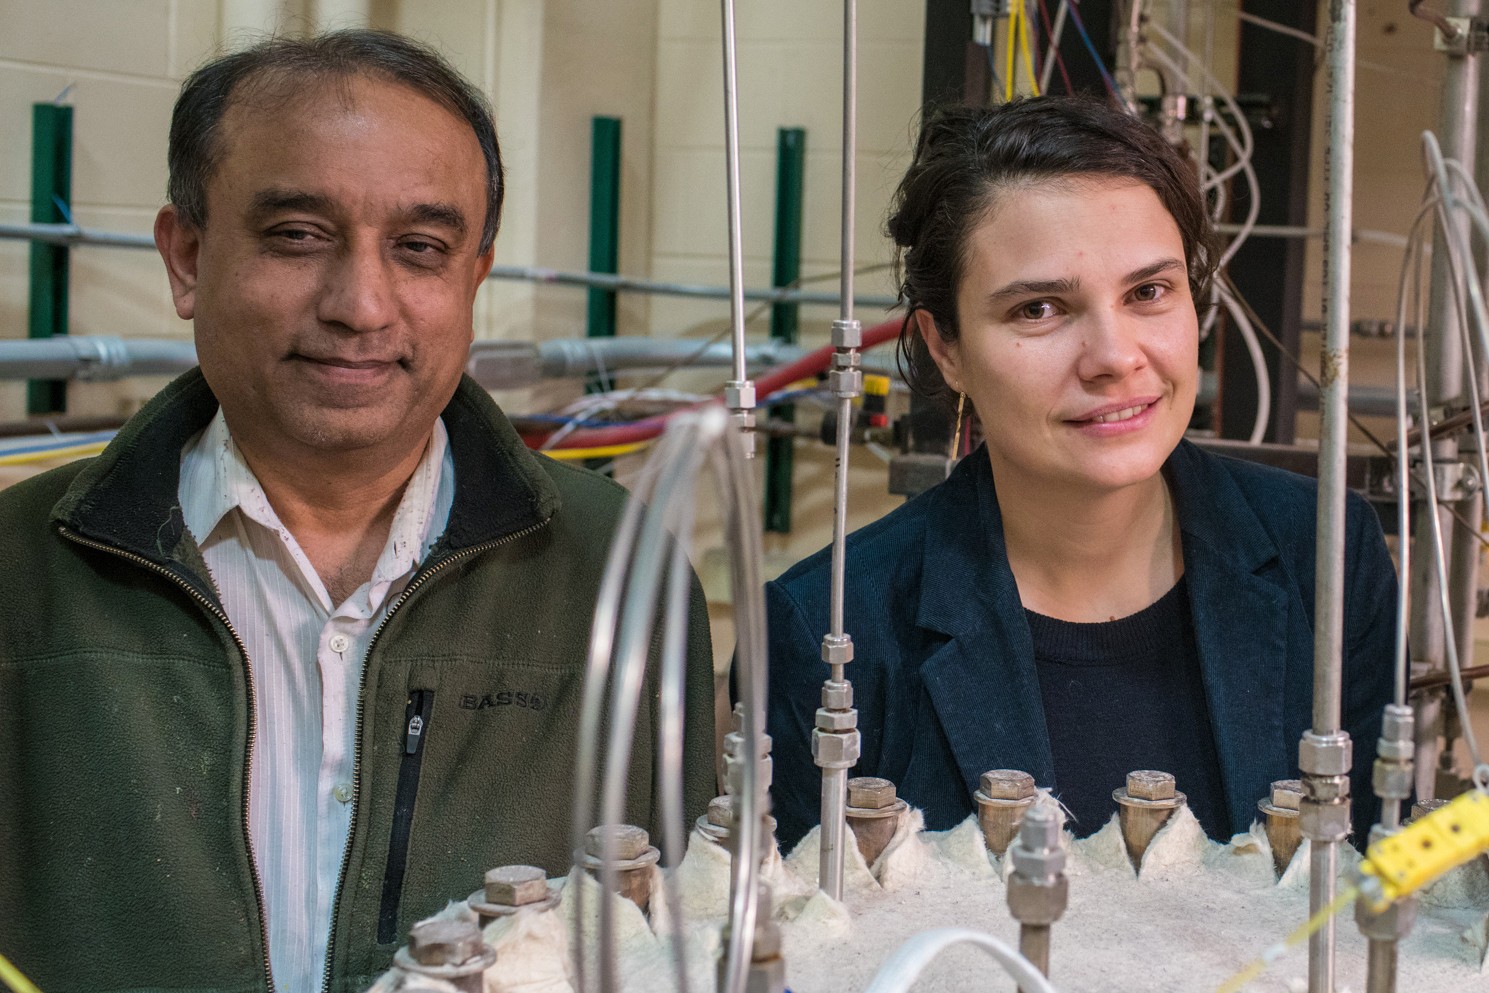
[587,117,622,369]
[28,103,73,414]
[764,128,806,533]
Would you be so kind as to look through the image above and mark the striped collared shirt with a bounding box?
[178,411,454,993]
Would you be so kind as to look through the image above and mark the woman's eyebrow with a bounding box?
[1123,257,1186,284]
[986,276,1079,303]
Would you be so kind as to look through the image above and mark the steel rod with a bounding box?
[816,0,864,904]
[1308,2,1357,990]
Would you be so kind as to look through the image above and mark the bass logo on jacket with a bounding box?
[460,690,545,712]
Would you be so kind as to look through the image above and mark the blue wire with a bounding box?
[1065,0,1120,99]
[0,430,116,458]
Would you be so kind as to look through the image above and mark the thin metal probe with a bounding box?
[719,0,756,456]
[1306,3,1356,990]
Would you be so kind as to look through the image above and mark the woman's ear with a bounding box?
[915,309,962,394]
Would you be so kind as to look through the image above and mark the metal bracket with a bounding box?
[1435,16,1489,54]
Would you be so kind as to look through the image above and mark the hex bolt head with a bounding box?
[1126,770,1176,801]
[1270,779,1304,811]
[707,795,736,828]
[483,865,548,906]
[847,777,897,809]
[585,824,650,861]
[980,769,1036,801]
[408,918,484,967]
[1410,798,1449,822]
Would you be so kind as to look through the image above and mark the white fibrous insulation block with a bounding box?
[369,808,1489,993]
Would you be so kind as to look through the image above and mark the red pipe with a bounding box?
[524,316,904,450]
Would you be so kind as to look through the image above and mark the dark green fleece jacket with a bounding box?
[0,370,716,993]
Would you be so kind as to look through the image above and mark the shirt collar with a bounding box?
[178,410,453,607]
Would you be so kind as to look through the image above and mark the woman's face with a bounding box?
[921,175,1198,498]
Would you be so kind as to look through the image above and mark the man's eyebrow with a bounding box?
[247,189,335,220]
[405,202,468,235]
[1123,257,1187,284]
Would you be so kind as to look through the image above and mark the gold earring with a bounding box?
[949,391,966,460]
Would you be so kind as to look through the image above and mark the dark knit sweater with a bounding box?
[1028,577,1229,839]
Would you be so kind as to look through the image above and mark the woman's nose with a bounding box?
[1076,310,1146,382]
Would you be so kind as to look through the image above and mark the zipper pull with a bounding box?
[405,713,425,755]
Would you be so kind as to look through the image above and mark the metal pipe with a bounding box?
[0,336,196,380]
[1305,3,1357,989]
[0,222,902,310]
[815,0,865,903]
[1366,940,1399,993]
[1426,0,1482,405]
[719,0,757,459]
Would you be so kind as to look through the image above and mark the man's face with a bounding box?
[156,74,494,466]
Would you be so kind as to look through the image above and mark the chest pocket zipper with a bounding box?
[377,688,434,944]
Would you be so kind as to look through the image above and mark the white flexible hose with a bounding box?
[859,927,1060,993]
[1219,283,1271,445]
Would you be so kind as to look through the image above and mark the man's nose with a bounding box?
[317,241,397,333]
[1076,309,1146,382]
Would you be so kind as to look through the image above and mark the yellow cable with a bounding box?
[1215,885,1359,993]
[541,440,653,462]
[0,442,108,467]
[0,950,43,993]
[1017,0,1041,96]
[1004,3,1018,102]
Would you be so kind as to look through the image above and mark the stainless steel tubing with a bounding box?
[1425,0,1482,405]
[0,221,903,309]
[815,0,864,904]
[1366,939,1399,993]
[712,413,771,993]
[0,336,197,380]
[718,0,757,458]
[0,221,155,250]
[1306,3,1357,990]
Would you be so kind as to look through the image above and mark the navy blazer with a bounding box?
[765,440,1396,849]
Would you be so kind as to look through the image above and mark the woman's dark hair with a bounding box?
[167,29,504,253]
[888,97,1217,406]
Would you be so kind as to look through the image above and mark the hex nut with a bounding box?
[1302,774,1351,804]
[707,795,736,828]
[1270,779,1304,811]
[811,728,861,768]
[1298,800,1352,842]
[820,636,854,666]
[484,865,548,906]
[820,681,853,710]
[408,918,485,967]
[585,824,650,861]
[1410,798,1449,821]
[847,777,897,809]
[1373,762,1414,801]
[1126,770,1176,801]
[980,769,1036,801]
[1005,873,1069,927]
[1015,803,1062,852]
[814,707,858,732]
[1298,732,1353,777]
[1380,704,1415,741]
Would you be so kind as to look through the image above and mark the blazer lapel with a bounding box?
[1168,442,1293,835]
[915,450,1055,795]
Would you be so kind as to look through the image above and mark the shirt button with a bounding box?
[333,784,353,804]
[328,634,351,653]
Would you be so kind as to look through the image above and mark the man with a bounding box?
[0,30,715,993]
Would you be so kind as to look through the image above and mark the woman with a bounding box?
[765,97,1394,850]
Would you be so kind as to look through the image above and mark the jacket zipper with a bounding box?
[321,516,551,993]
[57,526,277,993]
[376,688,434,944]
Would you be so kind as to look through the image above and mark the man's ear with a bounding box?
[915,309,962,394]
[155,205,201,320]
